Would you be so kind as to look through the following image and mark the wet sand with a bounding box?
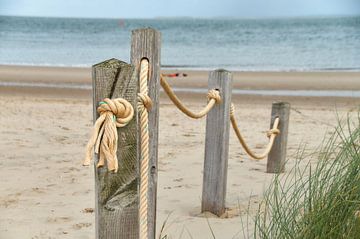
[1,64,360,91]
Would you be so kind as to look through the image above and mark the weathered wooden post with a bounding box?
[201,69,232,216]
[92,59,139,238]
[131,28,161,238]
[267,102,290,173]
[92,28,160,239]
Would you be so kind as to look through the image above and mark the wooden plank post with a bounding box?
[131,28,161,238]
[92,59,139,238]
[201,69,232,216]
[266,102,290,173]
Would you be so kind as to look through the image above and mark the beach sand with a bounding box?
[0,65,359,238]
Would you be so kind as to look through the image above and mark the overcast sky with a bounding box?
[1,0,360,18]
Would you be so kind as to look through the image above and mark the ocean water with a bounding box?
[0,15,359,71]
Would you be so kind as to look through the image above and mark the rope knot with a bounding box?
[230,103,235,117]
[138,93,153,112]
[83,97,134,172]
[98,98,134,127]
[267,128,280,138]
[207,89,221,104]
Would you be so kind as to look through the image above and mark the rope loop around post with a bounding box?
[207,89,221,104]
[83,98,134,172]
[267,128,280,138]
[230,103,280,160]
[230,103,235,117]
[138,93,153,112]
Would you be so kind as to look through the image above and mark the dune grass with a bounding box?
[253,115,360,238]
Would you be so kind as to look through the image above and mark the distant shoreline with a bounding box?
[1,63,360,73]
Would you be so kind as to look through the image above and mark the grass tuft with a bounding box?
[253,114,360,238]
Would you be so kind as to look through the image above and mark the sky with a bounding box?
[0,0,360,18]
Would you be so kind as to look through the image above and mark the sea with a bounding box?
[0,15,359,71]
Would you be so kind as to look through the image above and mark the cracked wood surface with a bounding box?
[92,58,139,239]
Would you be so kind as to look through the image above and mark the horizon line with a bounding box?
[1,13,359,21]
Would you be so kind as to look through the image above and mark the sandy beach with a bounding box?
[0,65,359,238]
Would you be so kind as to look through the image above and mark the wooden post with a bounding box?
[201,69,232,216]
[92,59,139,238]
[131,28,161,238]
[267,102,290,173]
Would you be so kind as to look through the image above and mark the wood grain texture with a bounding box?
[266,102,290,173]
[92,58,139,238]
[201,69,233,216]
[131,28,161,239]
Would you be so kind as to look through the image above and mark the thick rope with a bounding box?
[160,75,221,119]
[230,103,280,160]
[138,59,152,239]
[83,98,134,172]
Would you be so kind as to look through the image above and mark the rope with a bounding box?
[161,74,279,159]
[83,98,134,172]
[160,75,221,119]
[230,104,280,160]
[138,59,152,239]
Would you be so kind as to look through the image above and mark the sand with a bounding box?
[0,65,359,239]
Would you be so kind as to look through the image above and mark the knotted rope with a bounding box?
[160,75,221,119]
[83,98,134,172]
[138,59,152,239]
[230,103,280,160]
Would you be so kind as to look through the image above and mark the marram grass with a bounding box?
[253,115,360,239]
